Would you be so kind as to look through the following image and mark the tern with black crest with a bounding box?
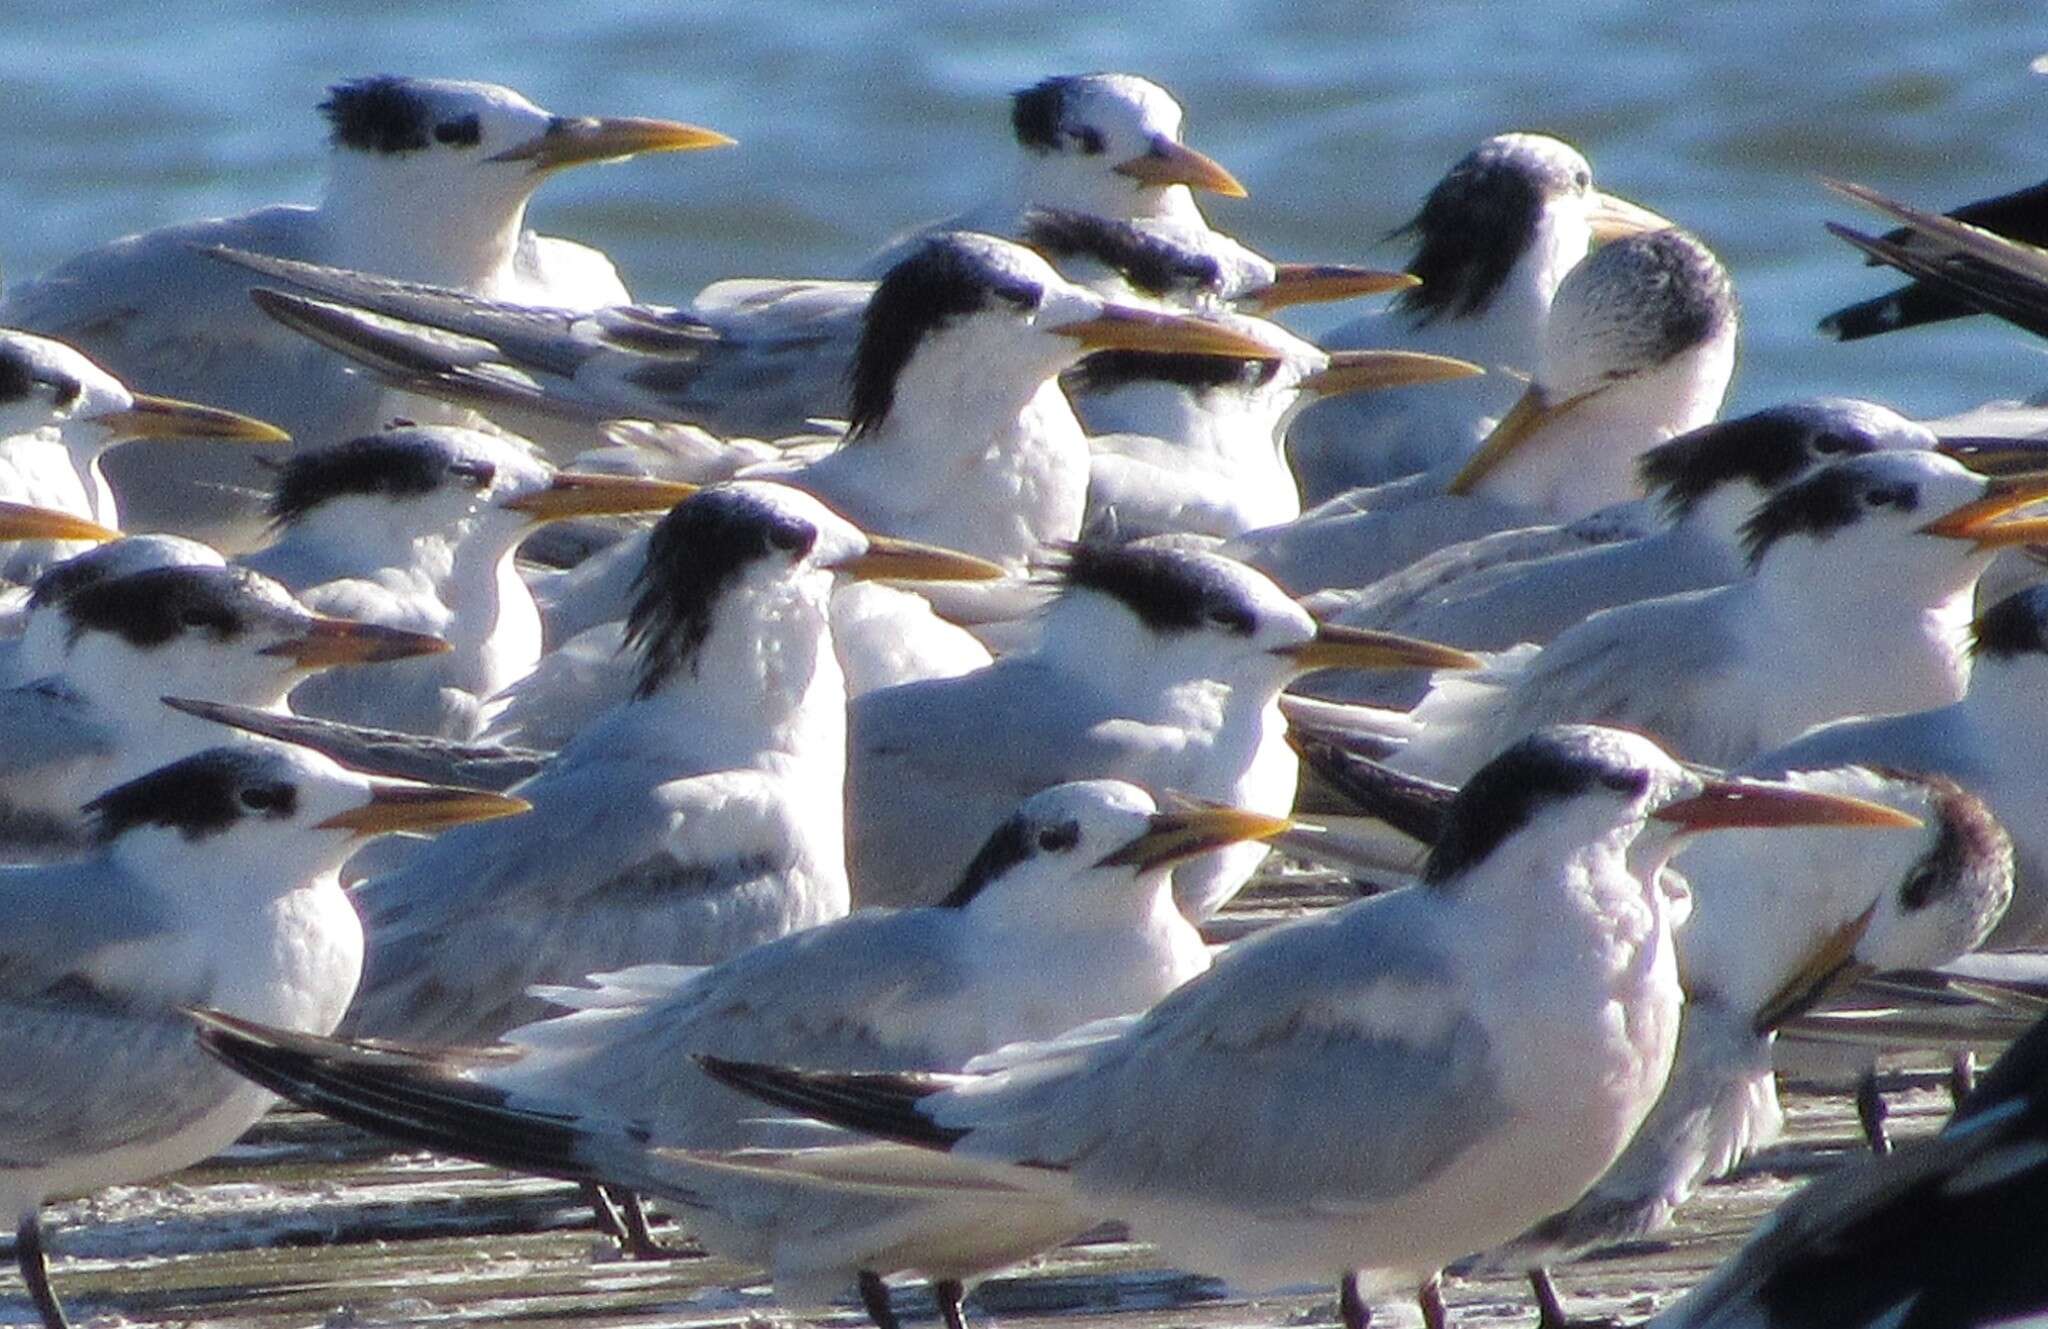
[0,76,729,537]
[0,744,522,1329]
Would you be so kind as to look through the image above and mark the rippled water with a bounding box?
[3,1,2045,419]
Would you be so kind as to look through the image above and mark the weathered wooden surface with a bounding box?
[0,874,1969,1329]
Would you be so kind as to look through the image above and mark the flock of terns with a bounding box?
[0,65,2044,1329]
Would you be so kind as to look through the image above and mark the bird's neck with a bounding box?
[437,529,543,696]
[319,164,532,292]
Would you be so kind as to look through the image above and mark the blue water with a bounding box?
[3,1,2045,419]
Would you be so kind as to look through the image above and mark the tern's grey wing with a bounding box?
[500,913,967,1145]
[1428,591,1735,777]
[347,760,838,1044]
[936,894,1512,1212]
[0,994,242,1168]
[160,697,546,792]
[0,677,114,776]
[849,664,1179,908]
[0,862,181,998]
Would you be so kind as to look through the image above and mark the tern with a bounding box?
[1349,451,2048,785]
[1486,766,2010,1329]
[196,781,1288,1329]
[339,482,999,1045]
[1074,316,1481,541]
[1286,133,1670,501]
[0,514,221,688]
[1299,398,2036,707]
[0,76,730,538]
[0,562,447,853]
[1650,1000,2048,1329]
[697,726,1915,1329]
[1231,225,1737,595]
[0,331,286,582]
[241,425,693,739]
[848,541,1478,922]
[0,743,522,1329]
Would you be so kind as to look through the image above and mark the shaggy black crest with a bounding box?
[320,76,435,154]
[1972,586,2048,661]
[1020,208,1222,300]
[60,565,282,650]
[1012,75,1102,154]
[0,342,81,409]
[268,433,490,524]
[1394,138,1569,324]
[86,748,300,843]
[938,810,1081,908]
[1423,730,1651,885]
[1639,406,1879,519]
[847,238,1044,437]
[1740,462,1920,567]
[626,489,817,696]
[1067,349,1278,397]
[1055,543,1259,636]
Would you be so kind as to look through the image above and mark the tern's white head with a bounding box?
[621,481,993,706]
[0,331,287,468]
[17,534,226,679]
[1447,227,1738,512]
[934,779,1289,922]
[261,425,692,575]
[48,563,444,717]
[1738,450,2039,606]
[846,231,1276,443]
[1037,541,1477,697]
[1007,73,1244,225]
[1674,766,2011,1029]
[1638,398,1939,542]
[85,743,522,893]
[1392,133,1668,331]
[313,76,730,287]
[1426,725,1920,895]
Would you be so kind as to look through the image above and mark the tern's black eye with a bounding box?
[1864,483,1915,510]
[1037,820,1082,853]
[179,606,232,631]
[448,459,496,489]
[1071,126,1105,155]
[1572,167,1591,191]
[1205,603,1257,636]
[238,783,293,814]
[1810,431,1851,457]
[1601,769,1651,797]
[434,115,481,148]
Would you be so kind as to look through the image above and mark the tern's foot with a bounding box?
[1339,1271,1372,1329]
[16,1211,69,1329]
[1855,1069,1894,1155]
[1528,1267,1623,1329]
[934,1278,969,1329]
[858,1271,904,1329]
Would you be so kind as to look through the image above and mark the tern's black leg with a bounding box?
[1528,1265,1621,1329]
[1417,1271,1450,1329]
[933,1278,969,1329]
[16,1212,67,1329]
[1856,1068,1893,1154]
[858,1271,903,1329]
[1339,1271,1372,1329]
[1949,1049,1978,1107]
[584,1182,630,1242]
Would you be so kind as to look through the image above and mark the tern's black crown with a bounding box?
[87,747,301,843]
[269,432,495,525]
[1423,729,1651,885]
[1640,404,1880,520]
[1056,543,1261,636]
[320,76,436,155]
[58,565,287,650]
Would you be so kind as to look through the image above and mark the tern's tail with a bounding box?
[190,1008,625,1185]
